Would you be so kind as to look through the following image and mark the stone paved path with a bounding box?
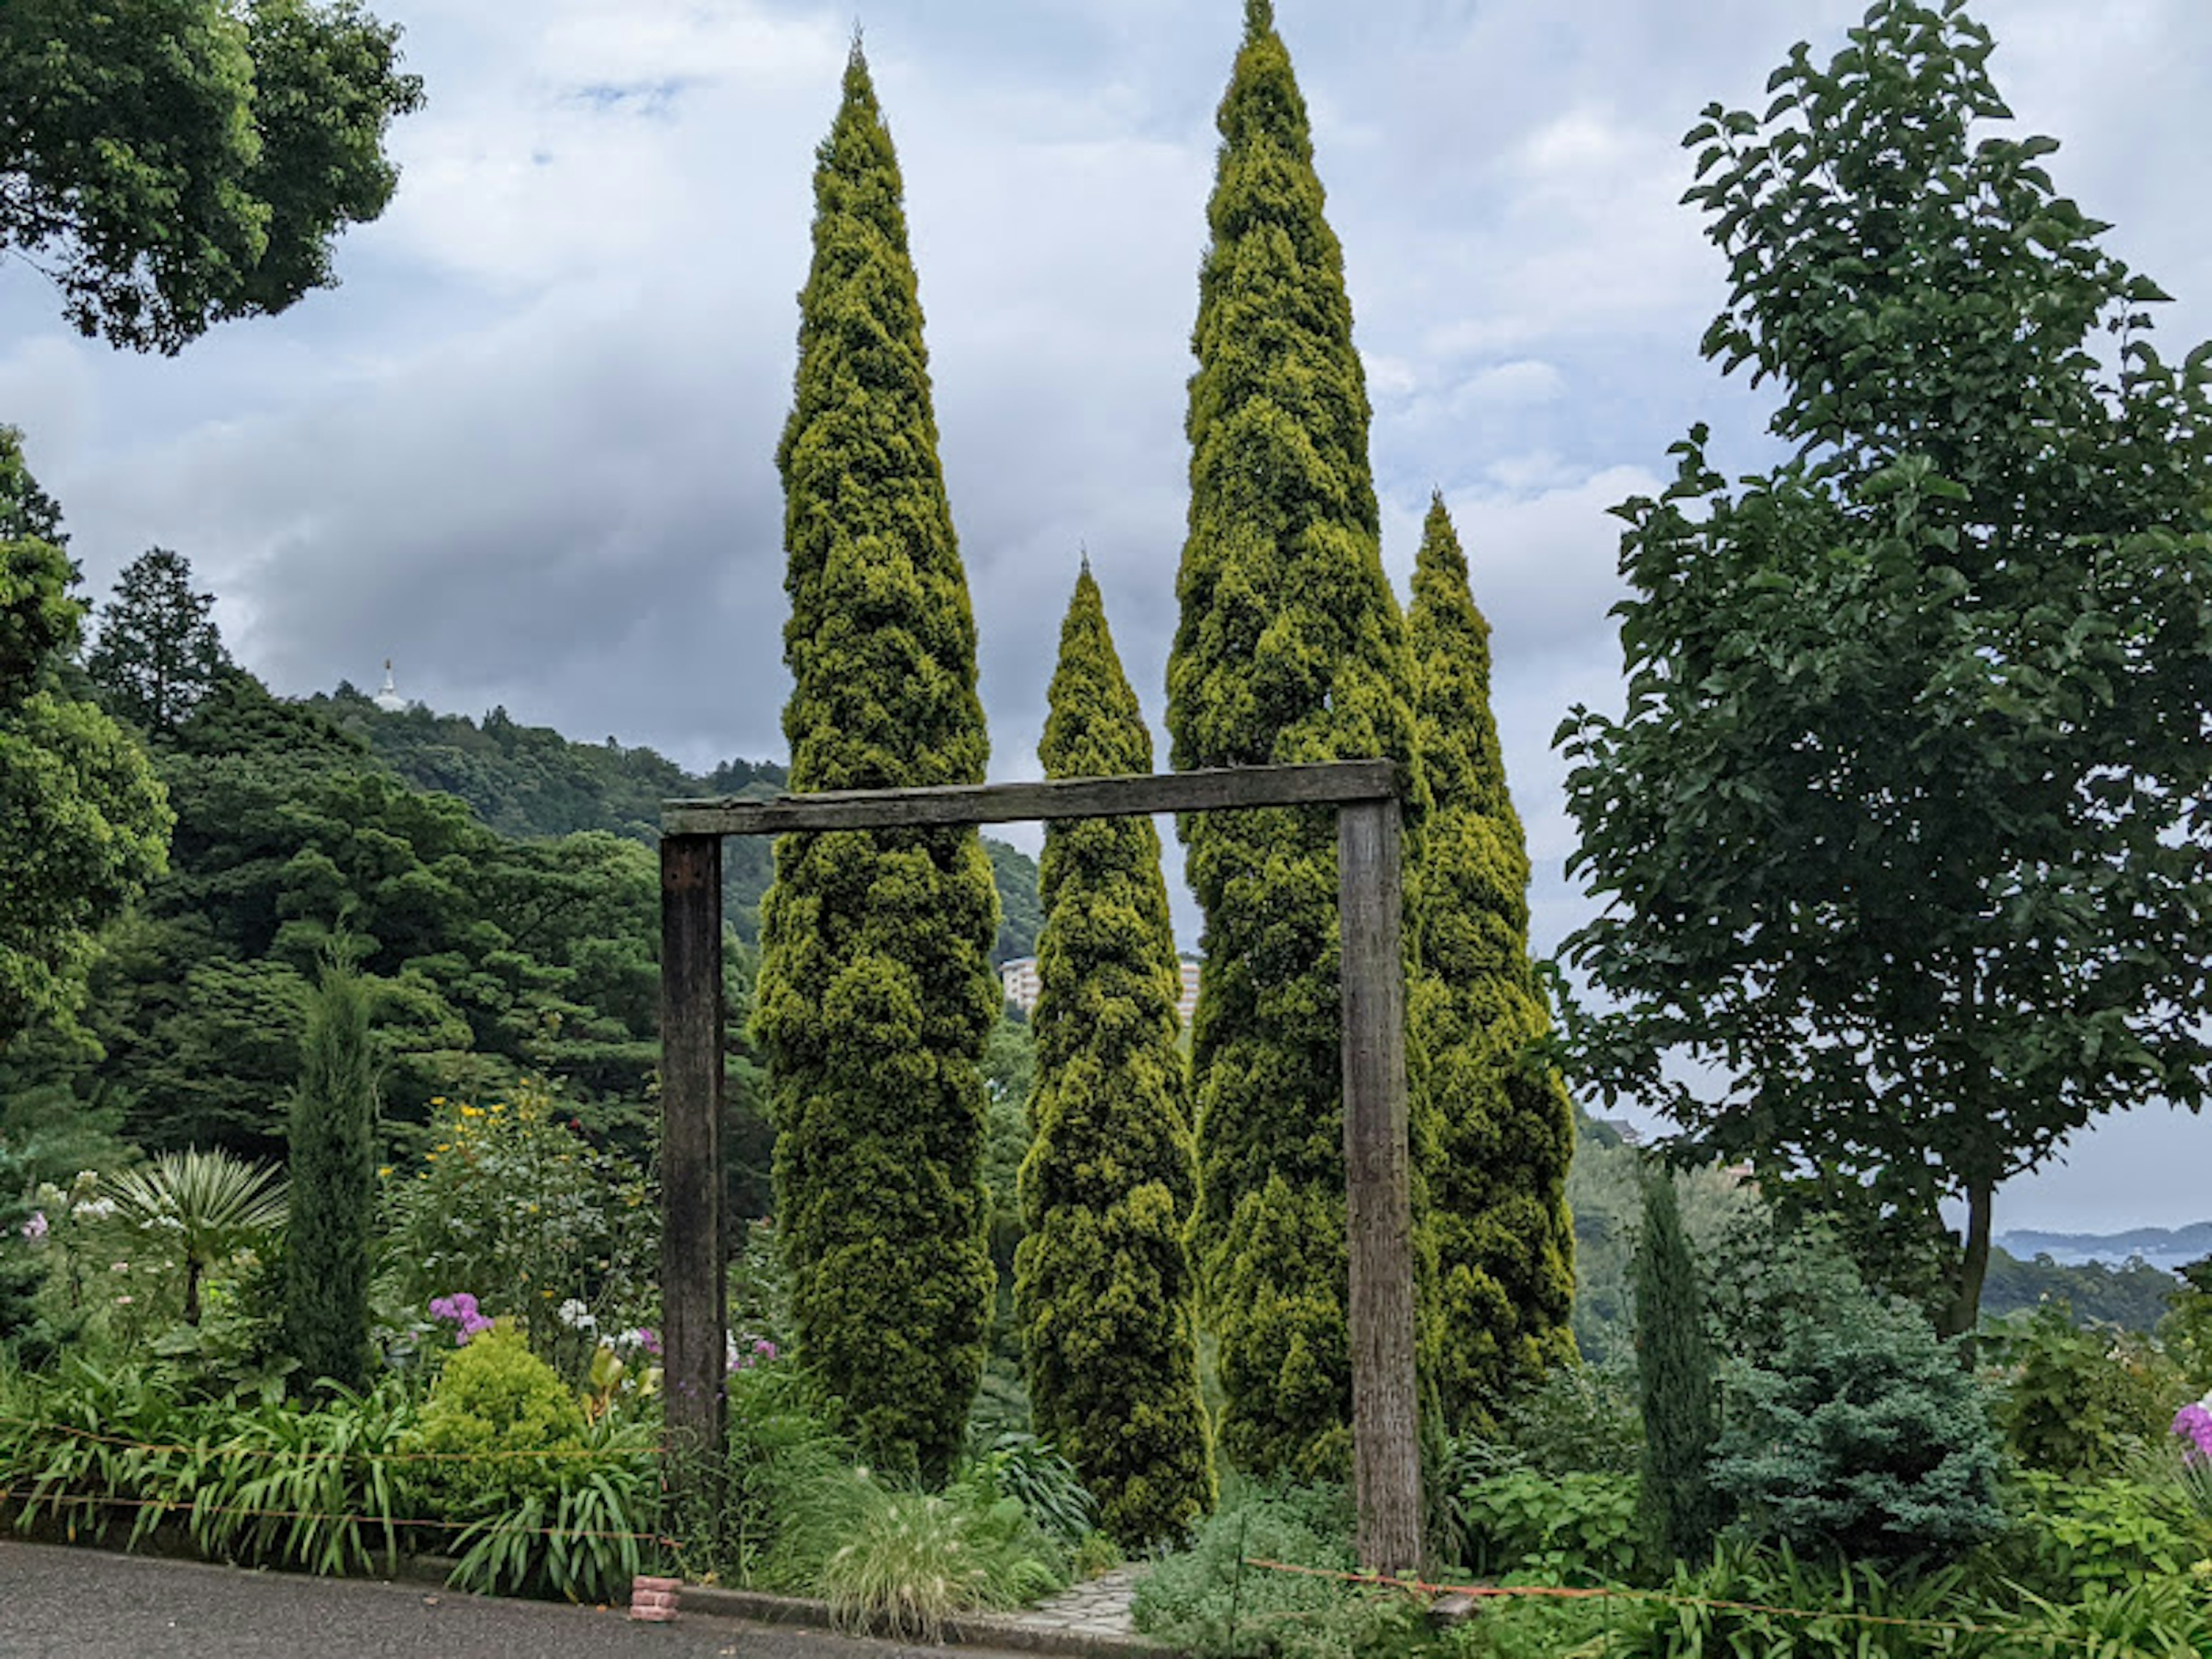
[998,1564,1147,1642]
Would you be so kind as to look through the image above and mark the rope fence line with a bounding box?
[1239,1556,2031,1640]
[0,1415,664,1464]
[0,1483,681,1549]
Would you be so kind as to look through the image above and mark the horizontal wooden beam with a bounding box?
[662,760,1399,837]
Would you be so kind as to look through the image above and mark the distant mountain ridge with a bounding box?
[1995,1221,2212,1270]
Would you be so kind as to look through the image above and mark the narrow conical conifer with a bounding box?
[1167,0,1425,1479]
[1017,566,1213,1548]
[283,960,376,1392]
[1408,495,1575,1427]
[1634,1163,1720,1566]
[752,43,1000,1482]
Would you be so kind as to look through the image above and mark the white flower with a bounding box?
[556,1298,596,1331]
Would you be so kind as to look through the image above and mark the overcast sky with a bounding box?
[3,0,2208,1235]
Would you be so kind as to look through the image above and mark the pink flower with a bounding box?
[20,1211,46,1243]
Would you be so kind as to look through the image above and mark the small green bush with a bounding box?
[1709,1232,2004,1563]
[1998,1470,2212,1599]
[1985,1303,2184,1476]
[1501,1358,1643,1478]
[402,1325,585,1518]
[816,1475,1066,1641]
[1132,1482,1423,1659]
[1455,1469,1639,1585]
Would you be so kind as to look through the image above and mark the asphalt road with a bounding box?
[0,1540,1009,1659]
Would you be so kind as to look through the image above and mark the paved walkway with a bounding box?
[1003,1565,1147,1642]
[0,1540,1059,1659]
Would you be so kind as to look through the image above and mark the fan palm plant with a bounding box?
[104,1150,289,1325]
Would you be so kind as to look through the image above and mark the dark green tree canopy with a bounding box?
[0,429,171,1051]
[1017,567,1213,1547]
[87,548,233,735]
[1168,0,1423,1479]
[0,0,424,352]
[1558,0,2212,1334]
[753,43,1000,1482]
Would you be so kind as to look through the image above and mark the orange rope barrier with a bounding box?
[1240,1556,2028,1638]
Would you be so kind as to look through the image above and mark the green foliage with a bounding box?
[752,43,998,1482]
[1557,0,2212,1336]
[1409,497,1574,1427]
[0,1138,58,1362]
[813,1469,1067,1641]
[1979,1247,2181,1333]
[968,1432,1099,1551]
[85,548,230,734]
[313,683,789,945]
[981,1009,1035,1278]
[19,669,672,1157]
[1633,1167,1719,1567]
[1132,1479,1421,1659]
[1499,1359,1643,1480]
[381,1086,657,1374]
[0,428,172,1052]
[402,1325,585,1513]
[282,960,377,1392]
[1986,1303,2184,1476]
[987,840,1043,968]
[0,1354,657,1603]
[0,0,425,352]
[102,1148,287,1328]
[1169,0,1423,1482]
[2000,1471,2212,1601]
[1017,569,1211,1548]
[2162,1255,2212,1386]
[1709,1235,2005,1563]
[1454,1468,1639,1584]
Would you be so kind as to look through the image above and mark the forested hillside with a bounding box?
[2,655,1040,1217]
[310,684,1043,961]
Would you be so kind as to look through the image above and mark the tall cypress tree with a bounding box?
[752,41,999,1482]
[1016,565,1213,1548]
[1634,1162,1721,1567]
[282,959,376,1392]
[1408,496,1575,1428]
[1168,0,1423,1479]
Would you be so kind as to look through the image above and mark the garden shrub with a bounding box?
[1454,1468,1639,1585]
[1998,1470,2212,1600]
[1707,1224,2005,1563]
[1132,1482,1426,1659]
[1985,1302,2184,1476]
[1500,1357,1642,1478]
[402,1325,585,1518]
[815,1472,1067,1641]
[1634,1165,1719,1567]
[381,1085,656,1382]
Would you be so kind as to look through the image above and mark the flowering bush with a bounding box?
[380,1084,656,1381]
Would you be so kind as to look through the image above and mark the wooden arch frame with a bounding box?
[658,759,1421,1570]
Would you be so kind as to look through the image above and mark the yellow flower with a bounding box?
[377,1165,393,1179]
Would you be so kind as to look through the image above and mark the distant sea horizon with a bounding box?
[1994,1220,2212,1272]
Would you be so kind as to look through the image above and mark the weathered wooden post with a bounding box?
[660,761,1421,1563]
[659,833,725,1512]
[1338,792,1422,1575]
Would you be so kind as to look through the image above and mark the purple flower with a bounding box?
[634,1327,662,1358]
[2175,1400,2212,1465]
[20,1211,47,1244]
[429,1292,494,1346]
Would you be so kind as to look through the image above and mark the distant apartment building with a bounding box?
[1001,953,1202,1031]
